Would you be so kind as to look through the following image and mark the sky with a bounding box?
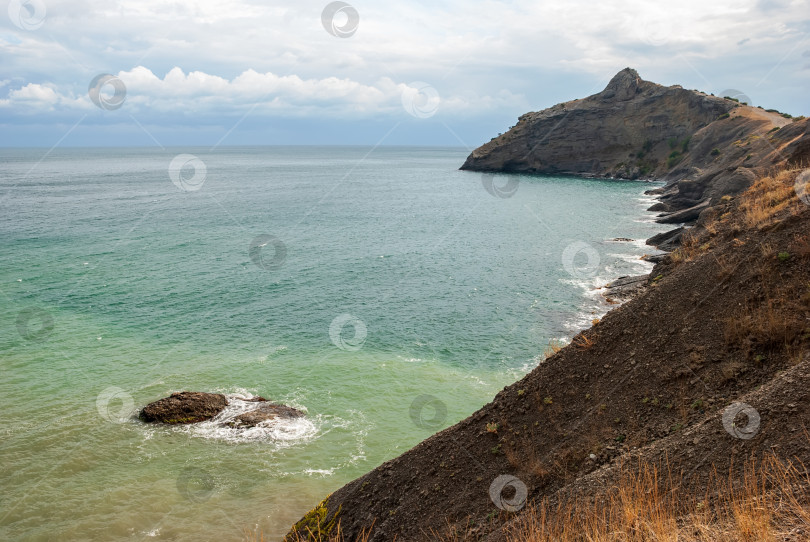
[1,0,808,148]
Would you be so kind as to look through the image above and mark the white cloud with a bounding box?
[0,0,807,127]
[0,66,525,118]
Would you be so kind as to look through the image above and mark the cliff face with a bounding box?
[461,68,809,227]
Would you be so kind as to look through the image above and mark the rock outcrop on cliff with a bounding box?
[461,68,809,230]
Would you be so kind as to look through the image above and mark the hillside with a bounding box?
[461,68,809,229]
[283,167,809,541]
[283,72,810,542]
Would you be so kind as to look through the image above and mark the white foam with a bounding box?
[155,391,319,446]
[302,468,335,476]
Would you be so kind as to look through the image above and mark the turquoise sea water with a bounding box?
[0,147,669,540]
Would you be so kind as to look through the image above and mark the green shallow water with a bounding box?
[0,146,670,540]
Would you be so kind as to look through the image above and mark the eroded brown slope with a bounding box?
[285,171,810,541]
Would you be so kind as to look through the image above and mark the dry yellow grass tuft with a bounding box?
[739,168,802,228]
[670,232,704,263]
[248,521,375,542]
[543,339,565,358]
[505,454,810,542]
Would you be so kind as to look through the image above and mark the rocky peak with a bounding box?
[599,67,643,101]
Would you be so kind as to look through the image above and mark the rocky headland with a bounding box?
[461,68,808,233]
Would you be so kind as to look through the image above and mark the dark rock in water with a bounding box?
[641,253,668,264]
[139,391,227,424]
[646,227,685,250]
[603,275,649,301]
[612,237,634,242]
[656,199,711,224]
[226,402,305,428]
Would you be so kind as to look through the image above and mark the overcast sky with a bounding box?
[1,0,808,147]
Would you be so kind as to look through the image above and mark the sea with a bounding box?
[0,146,670,540]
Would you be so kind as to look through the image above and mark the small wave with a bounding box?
[136,390,319,446]
[186,392,316,444]
[302,468,335,476]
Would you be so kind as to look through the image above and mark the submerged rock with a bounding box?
[225,402,305,428]
[139,391,228,424]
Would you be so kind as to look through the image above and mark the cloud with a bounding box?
[0,66,525,119]
[0,0,807,144]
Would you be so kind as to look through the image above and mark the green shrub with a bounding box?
[778,252,791,262]
[711,148,721,156]
[717,113,730,120]
[681,136,691,153]
[667,151,683,168]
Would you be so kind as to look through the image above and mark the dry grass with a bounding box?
[544,339,565,358]
[247,521,375,542]
[739,169,803,228]
[573,333,596,351]
[505,454,810,542]
[723,298,806,358]
[670,231,712,264]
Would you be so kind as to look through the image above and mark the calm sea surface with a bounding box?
[0,146,669,540]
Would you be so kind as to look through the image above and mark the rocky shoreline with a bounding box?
[460,68,807,249]
[283,70,810,542]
